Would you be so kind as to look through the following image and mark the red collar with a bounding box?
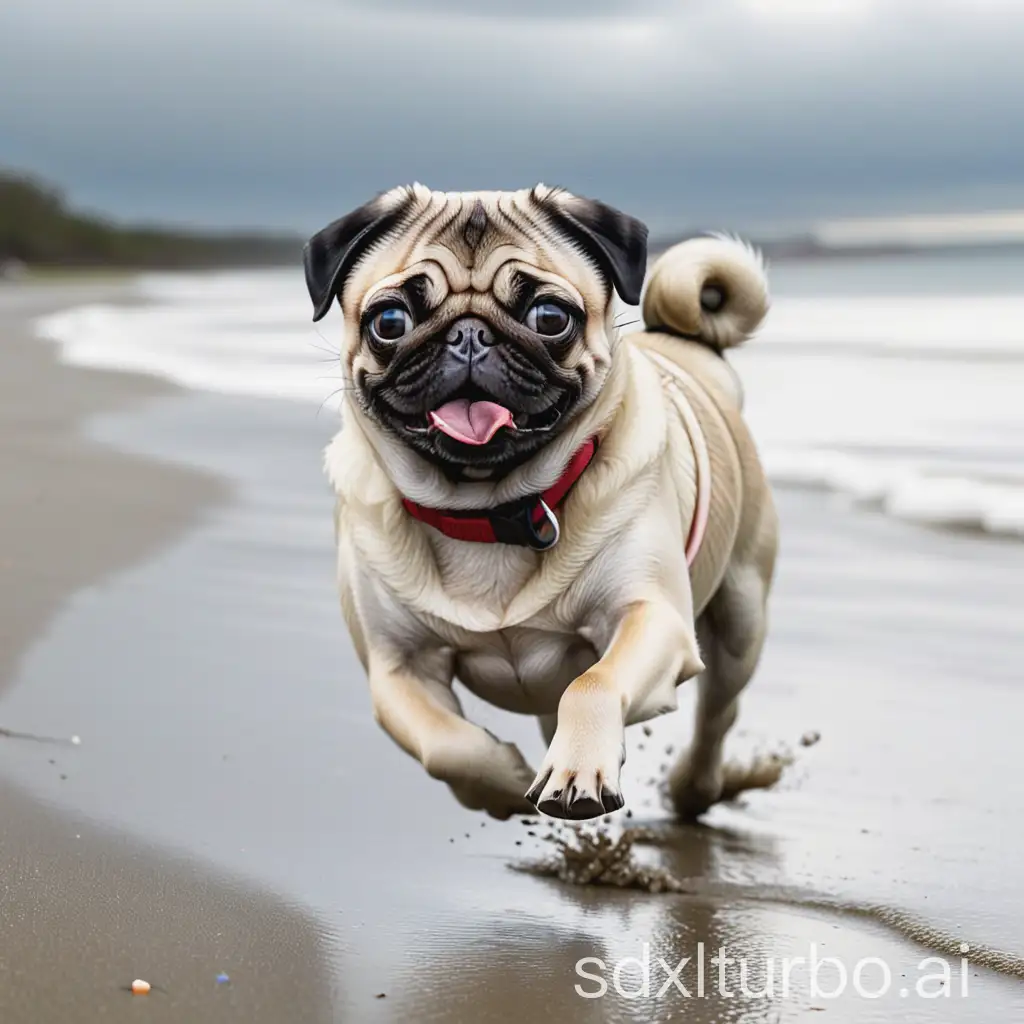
[401,437,599,550]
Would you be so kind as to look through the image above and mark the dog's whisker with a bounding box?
[308,343,342,361]
[312,326,341,352]
[316,385,356,419]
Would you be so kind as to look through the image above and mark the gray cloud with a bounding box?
[1,0,1021,234]
[332,0,672,17]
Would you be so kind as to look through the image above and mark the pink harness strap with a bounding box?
[642,350,712,569]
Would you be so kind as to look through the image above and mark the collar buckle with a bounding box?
[486,497,560,551]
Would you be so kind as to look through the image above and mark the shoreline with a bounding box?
[0,280,229,694]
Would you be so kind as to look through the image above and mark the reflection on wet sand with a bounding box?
[636,822,1024,978]
[393,820,1021,1023]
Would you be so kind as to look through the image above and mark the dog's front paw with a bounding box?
[439,739,538,821]
[526,725,626,821]
[449,779,536,821]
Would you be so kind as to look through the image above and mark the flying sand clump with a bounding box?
[517,827,691,895]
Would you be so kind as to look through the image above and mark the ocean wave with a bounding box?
[34,279,340,406]
[766,448,1024,539]
[757,295,1024,357]
[33,269,1024,543]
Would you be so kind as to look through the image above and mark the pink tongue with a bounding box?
[429,399,515,446]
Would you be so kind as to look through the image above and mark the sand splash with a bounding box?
[717,747,796,800]
[515,737,804,895]
[514,826,691,895]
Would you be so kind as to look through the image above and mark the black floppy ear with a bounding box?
[537,189,649,306]
[303,189,414,322]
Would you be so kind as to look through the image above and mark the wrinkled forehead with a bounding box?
[344,188,607,317]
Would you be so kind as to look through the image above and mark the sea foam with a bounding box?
[35,264,1024,541]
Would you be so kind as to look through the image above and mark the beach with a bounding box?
[1,269,1023,1021]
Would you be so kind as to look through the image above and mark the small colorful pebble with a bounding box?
[131,979,151,995]
[216,973,230,985]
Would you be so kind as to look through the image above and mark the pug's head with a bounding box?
[304,185,647,478]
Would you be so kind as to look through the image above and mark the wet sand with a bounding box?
[0,284,336,1023]
[1,281,1023,1021]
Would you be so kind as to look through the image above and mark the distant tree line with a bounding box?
[0,169,302,269]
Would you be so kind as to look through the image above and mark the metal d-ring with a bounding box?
[527,499,560,551]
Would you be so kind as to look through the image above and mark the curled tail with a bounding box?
[641,234,769,350]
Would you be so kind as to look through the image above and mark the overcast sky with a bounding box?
[1,0,1022,236]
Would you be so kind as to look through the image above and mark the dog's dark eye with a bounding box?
[525,301,572,339]
[369,307,413,343]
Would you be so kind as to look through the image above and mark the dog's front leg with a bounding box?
[526,601,703,820]
[367,647,536,820]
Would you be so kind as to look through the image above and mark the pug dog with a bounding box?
[305,184,778,821]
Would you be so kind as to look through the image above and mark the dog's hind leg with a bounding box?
[669,561,770,820]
